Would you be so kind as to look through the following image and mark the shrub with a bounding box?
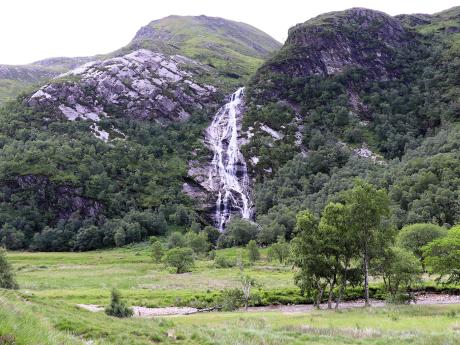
[247,240,260,262]
[0,248,18,289]
[167,231,185,249]
[150,240,164,263]
[184,231,210,255]
[105,289,133,318]
[114,228,126,247]
[267,236,290,264]
[219,218,259,247]
[163,247,194,273]
[385,292,415,305]
[423,225,460,283]
[218,288,244,311]
[214,256,236,268]
[204,225,220,245]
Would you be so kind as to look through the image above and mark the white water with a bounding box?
[207,87,252,231]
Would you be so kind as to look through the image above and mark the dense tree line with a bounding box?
[0,97,213,251]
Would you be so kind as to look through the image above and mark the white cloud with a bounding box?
[1,0,459,64]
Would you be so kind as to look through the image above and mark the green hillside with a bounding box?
[121,15,281,89]
[242,7,460,240]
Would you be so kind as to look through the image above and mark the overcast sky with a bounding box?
[1,0,459,65]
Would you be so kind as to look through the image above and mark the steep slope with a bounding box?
[268,8,409,78]
[240,7,460,243]
[28,49,220,133]
[0,15,282,250]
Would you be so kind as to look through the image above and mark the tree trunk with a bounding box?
[315,285,324,309]
[336,261,349,309]
[335,282,345,309]
[244,285,250,310]
[364,250,370,307]
[327,276,336,309]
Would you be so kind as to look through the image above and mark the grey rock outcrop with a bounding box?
[264,8,410,80]
[27,49,220,125]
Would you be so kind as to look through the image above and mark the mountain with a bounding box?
[0,16,281,105]
[0,57,93,104]
[239,6,460,243]
[122,15,281,85]
[1,7,460,251]
[0,15,281,250]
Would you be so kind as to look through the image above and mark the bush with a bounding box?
[423,225,460,283]
[167,231,185,249]
[214,256,236,268]
[184,231,210,255]
[203,225,220,245]
[163,247,194,273]
[150,240,164,263]
[218,218,259,247]
[385,292,415,305]
[267,237,290,264]
[218,288,244,311]
[0,248,18,289]
[114,228,126,247]
[247,240,260,262]
[105,289,133,318]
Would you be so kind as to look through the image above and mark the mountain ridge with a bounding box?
[0,15,281,104]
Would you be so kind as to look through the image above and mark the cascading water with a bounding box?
[206,87,252,231]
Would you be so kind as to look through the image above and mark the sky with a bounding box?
[1,0,459,65]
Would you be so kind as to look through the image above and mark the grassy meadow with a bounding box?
[2,245,460,344]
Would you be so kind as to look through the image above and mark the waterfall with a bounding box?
[206,87,252,231]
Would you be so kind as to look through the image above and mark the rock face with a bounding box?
[6,175,102,222]
[261,8,409,80]
[27,49,219,124]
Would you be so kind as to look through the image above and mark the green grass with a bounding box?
[3,246,460,344]
[9,245,293,307]
[3,289,460,344]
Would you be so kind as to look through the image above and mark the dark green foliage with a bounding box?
[105,289,133,318]
[218,218,259,247]
[243,9,460,243]
[292,181,392,308]
[214,255,236,268]
[0,98,213,251]
[0,248,18,289]
[163,247,195,273]
[389,128,460,227]
[167,231,186,249]
[246,240,260,262]
[203,225,220,246]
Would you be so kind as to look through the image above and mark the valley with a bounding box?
[2,3,460,345]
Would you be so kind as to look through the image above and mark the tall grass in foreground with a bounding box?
[0,292,82,345]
